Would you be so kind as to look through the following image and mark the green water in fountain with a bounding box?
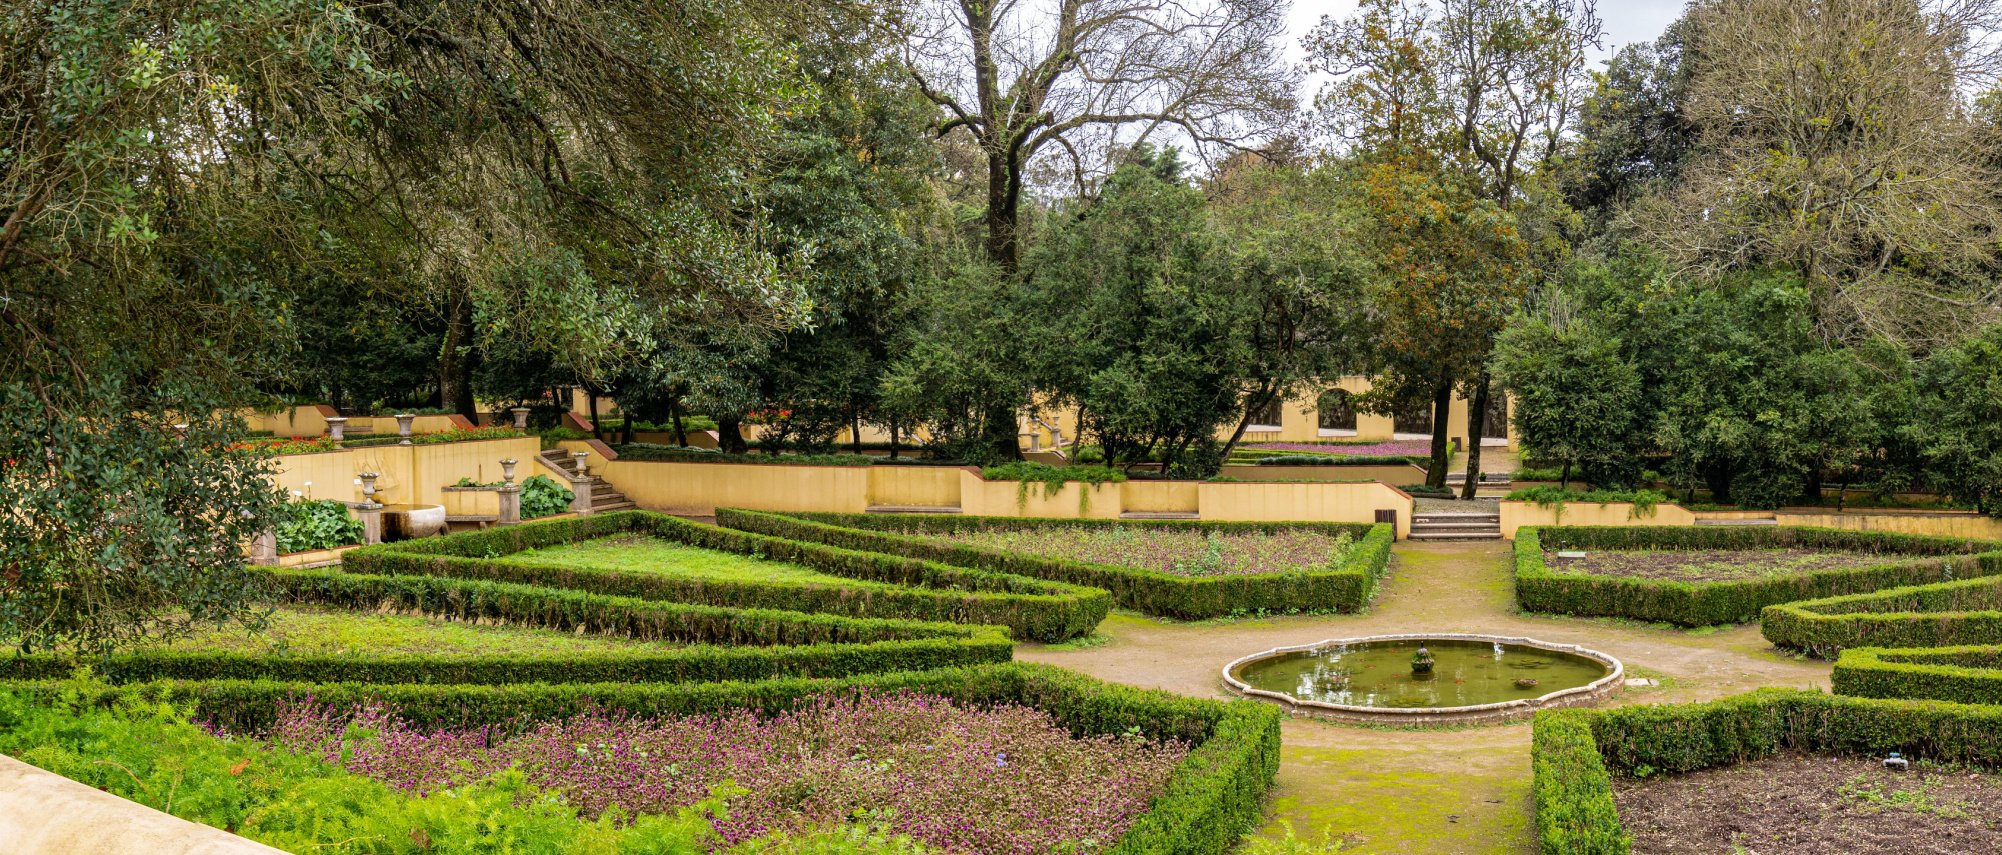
[1231,639,1609,709]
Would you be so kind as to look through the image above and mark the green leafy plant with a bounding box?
[1506,486,1667,516]
[274,499,364,553]
[517,474,574,519]
[981,462,1127,513]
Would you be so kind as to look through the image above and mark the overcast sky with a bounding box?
[1283,0,1689,68]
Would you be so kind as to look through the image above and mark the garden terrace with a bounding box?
[1514,526,2000,626]
[1,566,1012,686]
[341,510,1111,642]
[6,663,1281,855]
[715,509,1395,620]
[1762,568,2002,657]
[1532,690,2002,855]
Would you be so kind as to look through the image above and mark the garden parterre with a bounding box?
[877,524,1358,579]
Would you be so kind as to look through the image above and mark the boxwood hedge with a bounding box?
[1831,645,2002,705]
[1514,525,1999,626]
[714,508,1396,620]
[1,567,1012,686]
[14,662,1281,855]
[1761,568,2002,656]
[1533,689,2002,854]
[344,511,1111,642]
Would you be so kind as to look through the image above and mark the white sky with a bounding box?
[1283,0,1689,69]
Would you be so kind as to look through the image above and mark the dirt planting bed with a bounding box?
[1545,548,1887,583]
[1612,751,2002,854]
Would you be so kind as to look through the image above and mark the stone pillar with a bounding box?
[250,530,278,565]
[497,485,521,525]
[511,407,531,429]
[325,416,348,445]
[395,413,415,445]
[355,501,384,544]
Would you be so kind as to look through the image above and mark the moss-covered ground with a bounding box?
[1018,539,1834,854]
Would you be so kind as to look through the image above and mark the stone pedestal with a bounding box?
[511,407,531,429]
[567,476,594,514]
[250,530,278,565]
[325,416,348,444]
[355,502,384,544]
[497,486,521,525]
[395,413,415,445]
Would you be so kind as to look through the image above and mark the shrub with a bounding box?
[342,511,1112,642]
[274,500,364,553]
[1505,487,1667,514]
[0,567,1012,686]
[518,473,574,519]
[613,443,876,467]
[1514,526,2000,626]
[1831,646,2002,705]
[715,509,1395,620]
[1531,689,2002,855]
[1399,483,1454,498]
[1761,564,2002,655]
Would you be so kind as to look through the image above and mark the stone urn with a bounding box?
[1410,645,1436,676]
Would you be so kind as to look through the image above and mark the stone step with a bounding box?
[1694,518,1779,526]
[1412,513,1501,524]
[594,500,637,513]
[1407,531,1505,541]
[865,505,963,514]
[1119,512,1200,520]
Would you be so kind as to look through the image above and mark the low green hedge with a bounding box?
[1762,571,2002,656]
[1831,645,2002,705]
[343,511,1111,643]
[1,568,1012,686]
[715,509,1396,620]
[15,663,1281,855]
[1514,526,2001,626]
[1532,689,2002,854]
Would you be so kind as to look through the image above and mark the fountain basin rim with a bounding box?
[1220,632,1624,720]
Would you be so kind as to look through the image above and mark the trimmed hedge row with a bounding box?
[1514,526,2002,626]
[1761,570,2002,656]
[1,568,1012,686]
[1532,689,2002,854]
[14,663,1282,855]
[1831,645,2002,705]
[715,509,1396,620]
[344,511,1110,642]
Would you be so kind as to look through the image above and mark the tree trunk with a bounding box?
[889,422,901,459]
[1426,382,1454,490]
[1559,461,1572,491]
[438,293,478,419]
[982,400,1021,462]
[852,410,864,454]
[668,397,687,447]
[1217,384,1277,472]
[1705,464,1733,506]
[717,414,748,454]
[620,410,634,445]
[983,150,1020,270]
[1460,376,1492,500]
[587,389,601,440]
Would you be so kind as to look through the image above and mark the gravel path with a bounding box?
[1017,540,1832,855]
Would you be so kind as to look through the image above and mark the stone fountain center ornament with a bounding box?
[1221,633,1625,725]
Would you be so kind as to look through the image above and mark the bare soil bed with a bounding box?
[1612,751,2002,854]
[1546,548,1888,582]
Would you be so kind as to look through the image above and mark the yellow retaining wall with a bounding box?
[268,437,540,508]
[1499,501,1699,538]
[866,466,965,509]
[1774,511,2002,543]
[599,460,872,516]
[441,488,502,518]
[1121,481,1201,514]
[959,472,1124,519]
[244,407,471,437]
[1218,463,1429,484]
[0,755,287,855]
[1198,481,1414,537]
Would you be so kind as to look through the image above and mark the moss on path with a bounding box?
[1017,540,1832,854]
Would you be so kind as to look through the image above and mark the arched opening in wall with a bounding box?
[1482,389,1509,444]
[1317,389,1358,436]
[1247,397,1284,432]
[1393,398,1433,438]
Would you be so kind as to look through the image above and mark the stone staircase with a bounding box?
[865,505,962,514]
[1409,511,1503,541]
[1119,511,1200,520]
[538,449,637,513]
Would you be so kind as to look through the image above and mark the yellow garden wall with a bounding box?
[1198,481,1414,537]
[1499,501,1699,538]
[268,437,539,508]
[1121,481,1201,514]
[866,466,965,509]
[1774,510,2002,543]
[959,473,1124,519]
[597,460,872,516]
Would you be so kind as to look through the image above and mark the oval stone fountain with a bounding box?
[1222,634,1623,725]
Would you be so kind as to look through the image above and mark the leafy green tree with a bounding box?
[1491,317,1645,488]
[1911,325,2002,514]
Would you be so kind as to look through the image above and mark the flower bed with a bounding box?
[7,662,1283,855]
[1514,526,2000,627]
[1762,570,2002,656]
[258,689,1187,854]
[1532,689,2002,855]
[342,510,1112,642]
[715,509,1394,620]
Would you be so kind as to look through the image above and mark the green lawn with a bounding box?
[508,534,899,588]
[160,606,675,657]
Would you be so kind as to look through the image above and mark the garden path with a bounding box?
[1016,541,1832,854]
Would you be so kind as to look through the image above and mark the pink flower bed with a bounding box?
[257,690,1187,854]
[896,525,1354,577]
[1243,441,1430,457]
